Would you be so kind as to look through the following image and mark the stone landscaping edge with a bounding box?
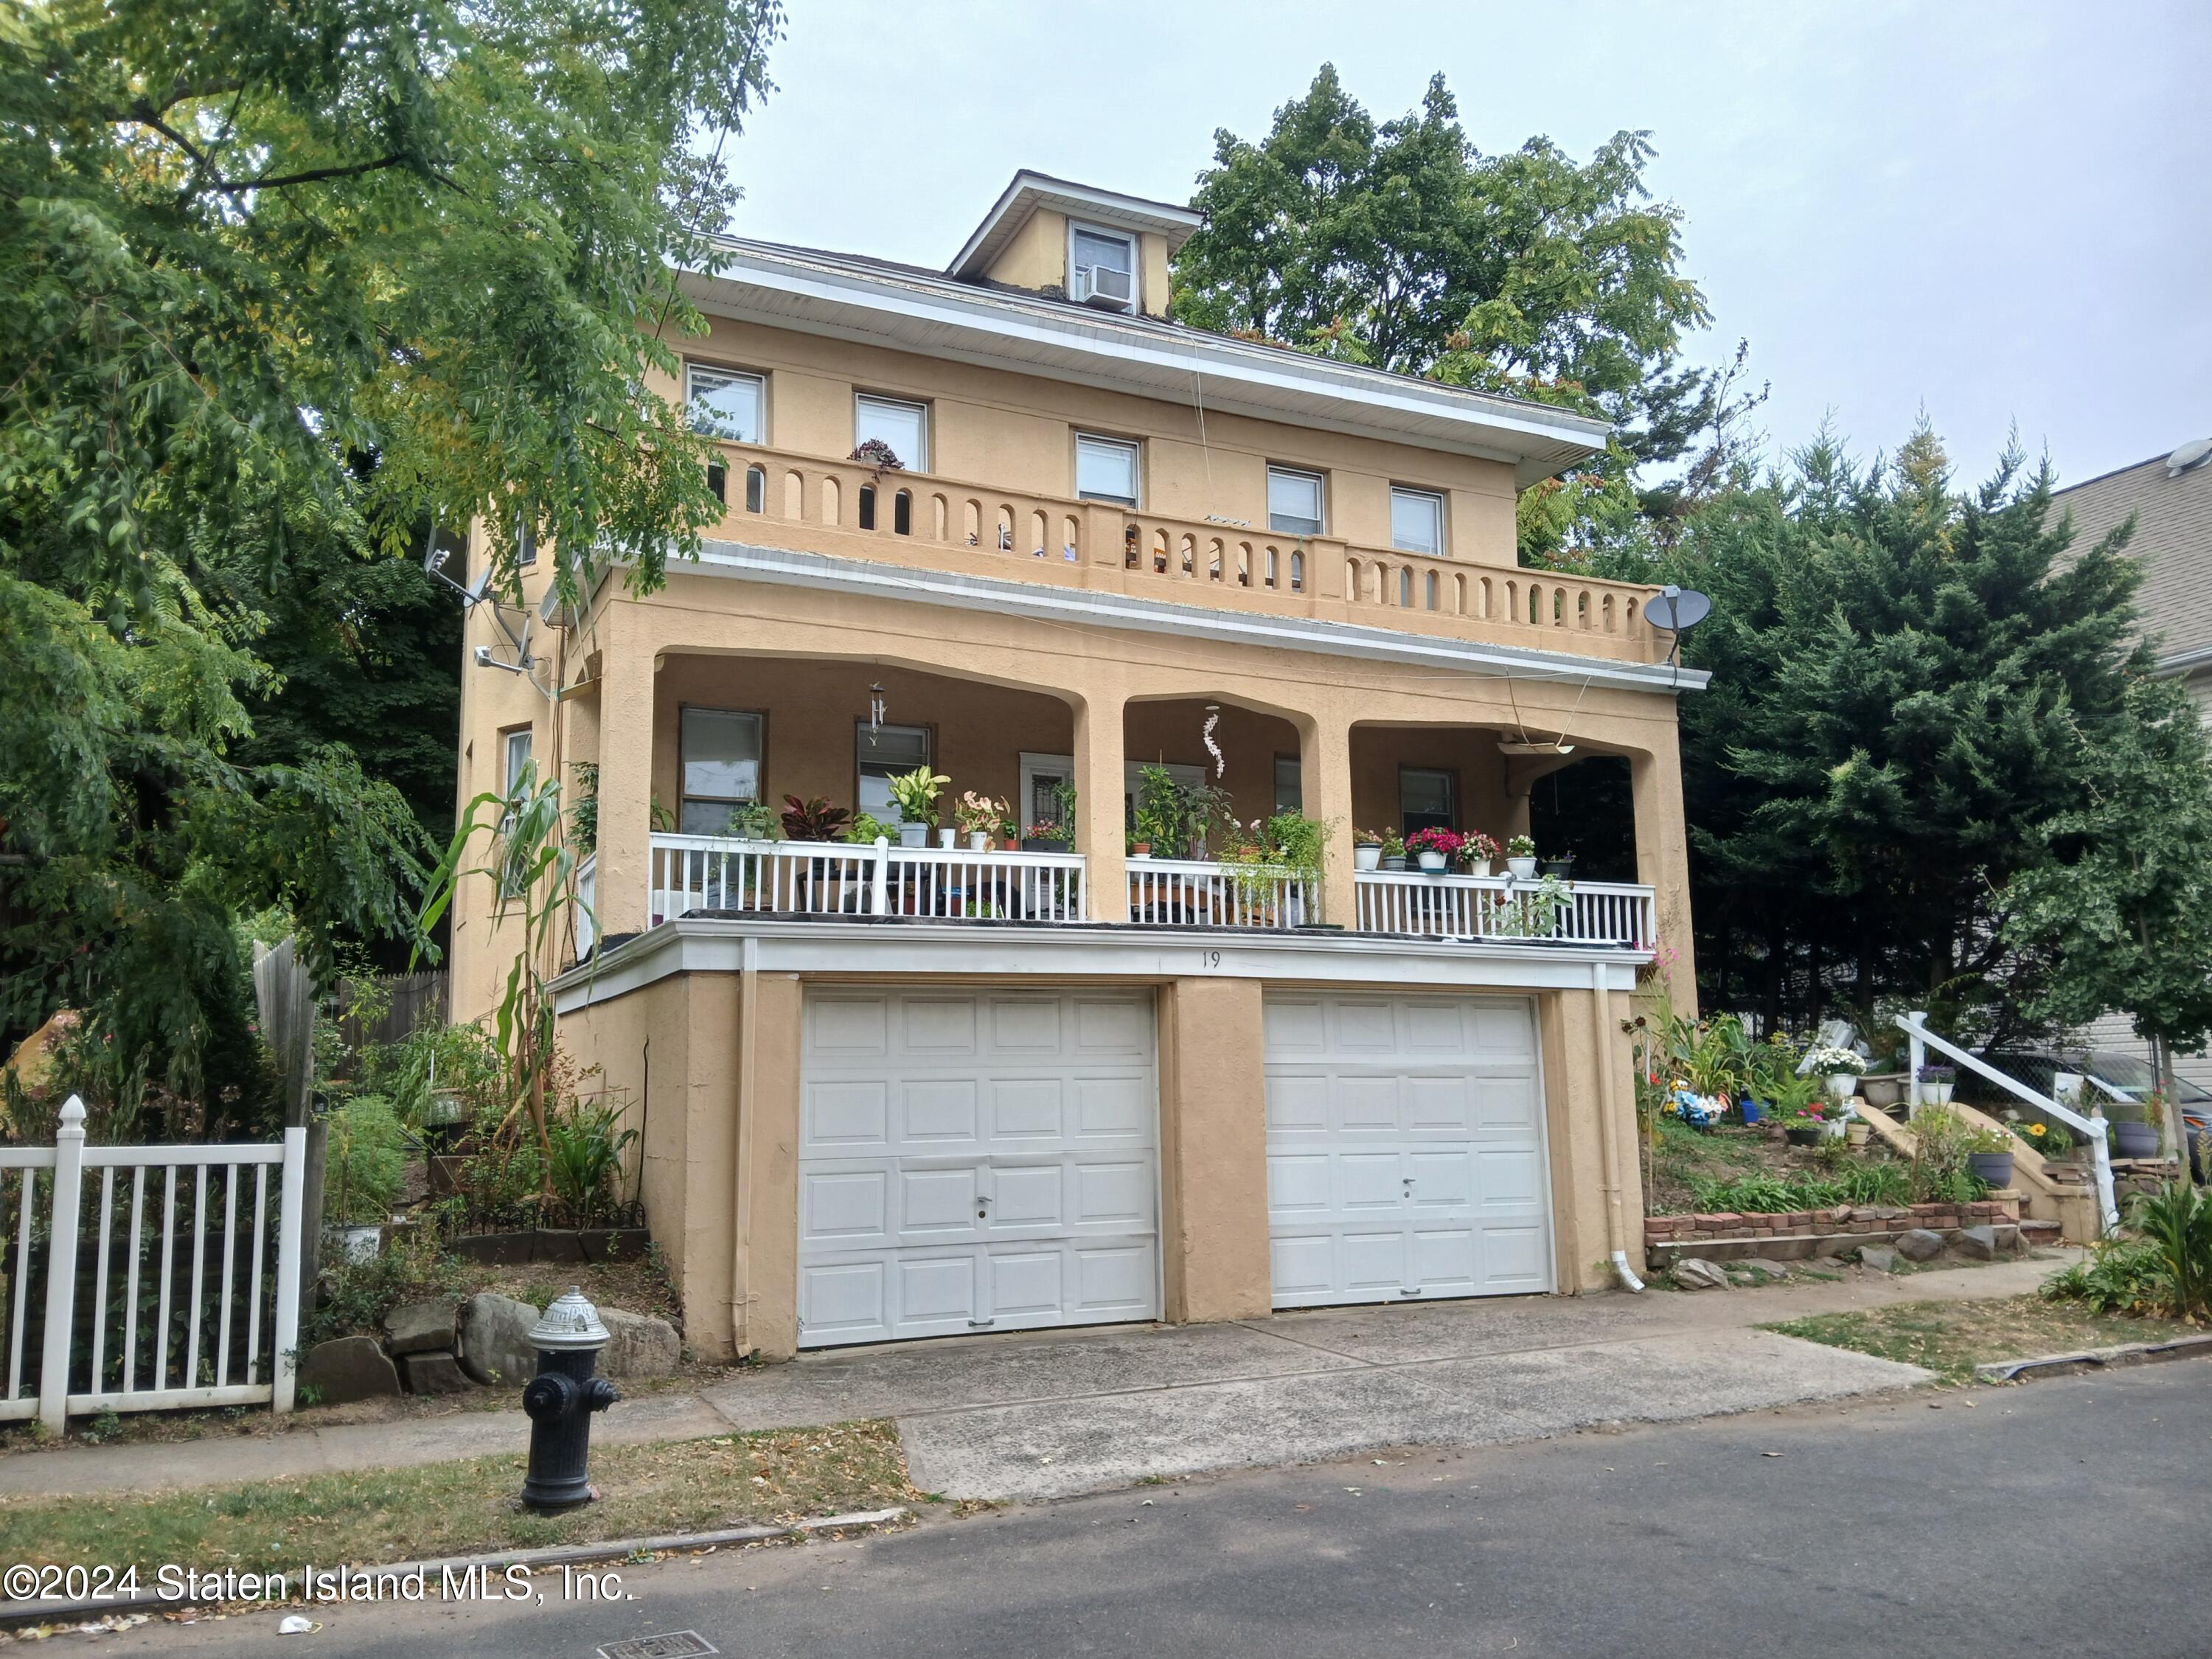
[1973,1332,2212,1384]
[0,1506,911,1631]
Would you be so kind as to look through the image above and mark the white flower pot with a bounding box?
[1417,850,1447,872]
[1824,1115,1848,1139]
[1468,859,1493,879]
[1354,844,1382,872]
[898,822,928,848]
[1826,1071,1858,1101]
[967,831,989,852]
[1924,1082,1954,1105]
[1506,857,1538,880]
[938,827,956,849]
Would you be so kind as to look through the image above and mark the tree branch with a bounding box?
[208,154,411,196]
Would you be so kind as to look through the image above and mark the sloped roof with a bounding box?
[2051,442,2212,672]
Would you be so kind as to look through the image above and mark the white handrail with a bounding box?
[1896,1011,2119,1234]
[1354,869,1655,949]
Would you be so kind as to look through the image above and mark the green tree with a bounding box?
[2002,675,2212,1111]
[0,0,781,1105]
[1172,64,1720,559]
[1664,427,2152,1044]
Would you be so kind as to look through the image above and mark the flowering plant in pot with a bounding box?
[1405,827,1464,873]
[1354,827,1385,872]
[1380,829,1407,872]
[1463,832,1500,878]
[1505,834,1538,879]
[849,437,905,472]
[1964,1123,2017,1189]
[1022,820,1071,852]
[1915,1062,1955,1106]
[1806,1044,1865,1102]
[2110,1096,2164,1161]
[954,790,1009,852]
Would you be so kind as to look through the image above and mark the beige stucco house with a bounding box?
[450,171,1707,1361]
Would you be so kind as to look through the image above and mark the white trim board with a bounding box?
[551,917,1646,1015]
[686,540,1710,695]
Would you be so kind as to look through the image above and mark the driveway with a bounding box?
[700,1261,2038,1498]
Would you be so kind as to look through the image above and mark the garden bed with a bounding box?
[1644,1119,1913,1216]
[1767,1295,2183,1386]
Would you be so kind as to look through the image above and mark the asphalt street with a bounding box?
[99,1359,2212,1659]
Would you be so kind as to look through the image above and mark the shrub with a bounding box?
[324,1096,407,1225]
[546,1101,639,1227]
[303,1211,464,1347]
[2043,1237,2175,1318]
[1907,1107,1987,1204]
[1685,1163,1913,1214]
[2132,1181,2212,1320]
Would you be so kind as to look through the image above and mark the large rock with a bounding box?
[1953,1225,2000,1260]
[1739,1258,1791,1281]
[299,1335,400,1405]
[383,1295,459,1357]
[599,1307,682,1377]
[400,1350,475,1395]
[1857,1245,1902,1274]
[1672,1257,1731,1291]
[458,1292,541,1387]
[1895,1228,1947,1262]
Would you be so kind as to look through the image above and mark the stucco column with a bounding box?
[1073,686,1127,921]
[1631,736,1699,1015]
[1157,978,1271,1322]
[1297,714,1356,928]
[593,617,655,939]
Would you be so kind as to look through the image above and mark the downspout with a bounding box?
[1591,962,1645,1292]
[728,934,760,1356]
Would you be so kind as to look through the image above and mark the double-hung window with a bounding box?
[854,394,928,472]
[1267,466,1325,536]
[856,723,932,825]
[686,365,765,445]
[680,708,763,836]
[1391,487,1444,557]
[1074,434,1140,506]
[1070,225,1137,311]
[1399,767,1456,836]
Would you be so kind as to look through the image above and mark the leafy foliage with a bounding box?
[0,0,782,1101]
[324,1095,408,1225]
[1686,1164,1912,1214]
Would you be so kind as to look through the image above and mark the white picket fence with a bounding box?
[1,1098,305,1430]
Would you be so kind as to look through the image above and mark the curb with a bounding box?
[0,1506,909,1632]
[1973,1332,2212,1384]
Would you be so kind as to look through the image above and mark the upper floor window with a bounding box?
[681,707,763,835]
[1267,466,1324,537]
[687,364,765,445]
[503,728,534,799]
[1074,434,1140,506]
[857,722,932,824]
[855,394,928,473]
[1391,487,1444,557]
[1070,223,1137,312]
[1399,767,1455,836]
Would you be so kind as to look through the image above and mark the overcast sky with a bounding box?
[726,0,2208,489]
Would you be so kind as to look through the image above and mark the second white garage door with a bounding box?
[797,988,1161,1348]
[1265,992,1554,1308]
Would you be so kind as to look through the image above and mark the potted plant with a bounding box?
[780,794,852,842]
[1782,1104,1828,1147]
[1464,832,1500,879]
[2110,1098,2163,1160]
[1538,849,1575,879]
[842,810,893,846]
[325,1096,406,1262]
[1505,834,1538,880]
[721,800,778,842]
[885,765,950,847]
[2014,1118,2076,1161]
[1354,827,1385,872]
[1964,1124,2016,1189]
[1406,826,1464,873]
[1915,1062,1955,1107]
[1380,830,1407,872]
[954,791,1007,852]
[1806,1044,1865,1102]
[1022,821,1071,853]
[1134,765,1183,860]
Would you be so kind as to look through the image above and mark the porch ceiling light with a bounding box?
[1498,740,1575,756]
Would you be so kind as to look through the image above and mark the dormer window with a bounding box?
[1069,223,1137,312]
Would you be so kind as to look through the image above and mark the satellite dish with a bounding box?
[2168,438,2212,478]
[1644,586,1711,633]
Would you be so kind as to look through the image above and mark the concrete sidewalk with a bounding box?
[0,1254,2066,1503]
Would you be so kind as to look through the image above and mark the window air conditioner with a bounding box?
[1076,263,1134,310]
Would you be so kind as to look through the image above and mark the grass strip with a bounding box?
[1766,1294,2180,1385]
[0,1420,913,1577]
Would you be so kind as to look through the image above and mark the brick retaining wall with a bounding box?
[1646,1200,2017,1250]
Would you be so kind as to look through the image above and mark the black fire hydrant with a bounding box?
[520,1287,620,1512]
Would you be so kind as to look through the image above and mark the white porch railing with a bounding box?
[1355,871,1655,948]
[650,835,1087,925]
[1897,1012,2121,1234]
[3,1098,306,1430]
[1127,858,1317,928]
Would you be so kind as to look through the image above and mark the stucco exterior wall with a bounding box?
[555,961,1646,1363]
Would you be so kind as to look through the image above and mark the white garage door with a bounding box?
[1265,993,1554,1308]
[798,988,1161,1348]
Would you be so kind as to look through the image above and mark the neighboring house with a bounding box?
[451,170,1706,1361]
[2051,435,2212,1089]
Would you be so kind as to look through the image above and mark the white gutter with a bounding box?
[686,539,1710,695]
